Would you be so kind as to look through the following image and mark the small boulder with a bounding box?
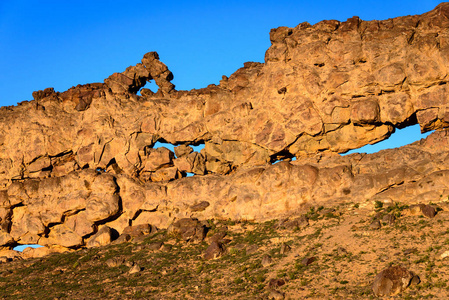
[301,257,316,266]
[170,218,206,242]
[261,254,273,267]
[122,224,155,237]
[372,265,417,297]
[129,264,142,274]
[204,241,226,260]
[268,278,286,289]
[105,257,125,268]
[151,166,180,182]
[369,219,381,230]
[382,213,396,225]
[87,226,116,248]
[148,241,164,251]
[405,204,437,218]
[268,290,285,300]
[111,233,132,245]
[280,243,291,255]
[420,204,437,218]
[279,215,309,230]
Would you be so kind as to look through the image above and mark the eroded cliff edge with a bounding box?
[1,3,449,249]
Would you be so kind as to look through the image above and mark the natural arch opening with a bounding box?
[13,244,43,252]
[341,124,434,155]
[137,80,159,96]
[152,141,206,177]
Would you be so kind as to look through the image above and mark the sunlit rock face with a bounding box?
[1,4,449,249]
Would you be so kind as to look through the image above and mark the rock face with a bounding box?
[1,4,449,249]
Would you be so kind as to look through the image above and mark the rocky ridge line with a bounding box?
[1,4,449,250]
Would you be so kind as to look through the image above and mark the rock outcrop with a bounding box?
[2,3,449,249]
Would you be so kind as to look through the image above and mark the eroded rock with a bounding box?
[0,4,449,251]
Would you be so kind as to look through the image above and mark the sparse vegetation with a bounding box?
[0,201,448,299]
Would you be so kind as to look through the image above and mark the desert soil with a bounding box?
[1,199,449,299]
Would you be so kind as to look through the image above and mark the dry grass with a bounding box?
[1,201,449,299]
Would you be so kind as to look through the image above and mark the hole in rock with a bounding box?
[137,80,159,96]
[271,150,294,164]
[190,144,205,153]
[341,124,434,155]
[152,141,206,158]
[95,167,106,172]
[13,244,43,252]
[153,141,176,156]
[152,141,206,178]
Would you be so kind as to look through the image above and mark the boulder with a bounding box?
[86,226,116,248]
[372,265,418,297]
[170,218,206,242]
[204,241,226,260]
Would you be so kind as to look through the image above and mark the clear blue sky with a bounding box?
[0,0,440,148]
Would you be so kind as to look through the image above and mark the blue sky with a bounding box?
[0,0,442,106]
[0,0,440,152]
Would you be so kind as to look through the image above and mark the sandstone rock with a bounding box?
[151,166,180,182]
[59,83,104,111]
[280,243,291,255]
[87,226,116,248]
[111,233,132,245]
[44,224,83,248]
[204,241,226,260]
[21,245,71,259]
[132,211,171,230]
[0,250,22,261]
[2,5,449,251]
[382,213,396,225]
[0,256,11,263]
[147,241,164,251]
[141,52,175,94]
[268,278,286,289]
[268,290,285,300]
[405,204,437,218]
[369,219,381,230]
[141,147,174,172]
[65,211,94,238]
[261,254,273,267]
[105,257,126,267]
[9,206,45,244]
[174,145,193,158]
[170,218,206,242]
[301,257,316,266]
[190,201,210,212]
[122,224,155,237]
[85,194,120,223]
[129,264,142,274]
[279,215,309,230]
[173,152,206,175]
[32,87,56,101]
[207,227,228,243]
[0,231,14,246]
[420,204,437,218]
[372,265,416,297]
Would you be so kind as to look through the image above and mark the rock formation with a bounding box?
[1,3,449,249]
